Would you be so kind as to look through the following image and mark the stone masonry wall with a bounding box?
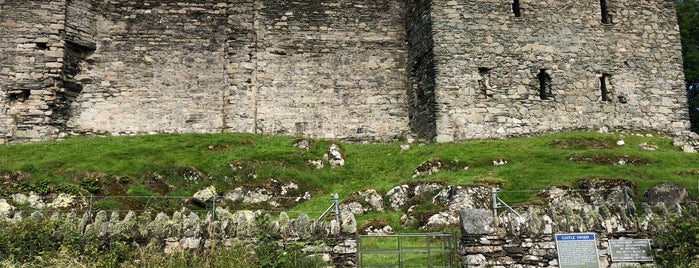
[0,0,68,143]
[64,0,410,141]
[0,0,691,143]
[0,208,359,267]
[460,180,683,267]
[244,0,409,140]
[68,0,230,134]
[431,0,689,142]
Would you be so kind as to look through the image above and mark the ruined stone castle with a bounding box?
[0,0,690,144]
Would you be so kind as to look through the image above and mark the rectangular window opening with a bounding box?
[35,42,48,50]
[512,0,522,17]
[537,69,552,100]
[600,0,612,24]
[8,90,30,102]
[295,122,307,135]
[478,67,492,99]
[600,74,612,102]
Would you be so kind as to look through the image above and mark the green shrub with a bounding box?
[654,208,699,267]
[0,218,61,263]
[80,177,102,193]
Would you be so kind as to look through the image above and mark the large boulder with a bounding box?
[643,182,688,212]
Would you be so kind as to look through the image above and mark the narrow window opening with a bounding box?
[477,67,493,99]
[600,0,612,24]
[512,0,521,17]
[8,90,30,102]
[295,122,307,135]
[35,42,48,50]
[600,73,612,102]
[537,69,552,100]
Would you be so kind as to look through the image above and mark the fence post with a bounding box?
[492,186,500,217]
[212,195,217,221]
[332,193,339,224]
[88,194,94,224]
[623,186,634,216]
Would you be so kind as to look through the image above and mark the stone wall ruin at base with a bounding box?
[0,0,690,144]
[0,179,690,267]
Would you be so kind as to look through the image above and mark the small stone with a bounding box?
[193,186,217,205]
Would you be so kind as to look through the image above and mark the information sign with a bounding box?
[609,239,653,262]
[555,233,600,268]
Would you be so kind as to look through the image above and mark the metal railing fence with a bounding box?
[357,233,459,268]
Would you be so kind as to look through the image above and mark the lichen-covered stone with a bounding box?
[643,182,688,212]
[193,186,217,205]
[459,208,496,235]
[0,198,15,219]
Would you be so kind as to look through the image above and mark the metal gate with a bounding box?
[357,233,460,267]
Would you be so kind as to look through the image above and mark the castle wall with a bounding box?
[0,0,68,144]
[68,0,230,134]
[64,0,409,141]
[430,0,689,142]
[244,0,409,140]
[0,0,690,143]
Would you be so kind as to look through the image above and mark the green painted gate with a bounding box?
[357,233,460,267]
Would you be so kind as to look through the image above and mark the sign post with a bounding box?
[555,233,600,268]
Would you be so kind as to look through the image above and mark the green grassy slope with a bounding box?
[1,131,697,227]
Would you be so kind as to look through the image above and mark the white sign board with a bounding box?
[555,233,600,268]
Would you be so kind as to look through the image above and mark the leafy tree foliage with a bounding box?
[676,0,699,132]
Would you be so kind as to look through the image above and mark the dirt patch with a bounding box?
[575,177,636,190]
[549,138,613,150]
[412,158,469,178]
[227,160,260,182]
[205,142,231,151]
[0,170,30,194]
[677,170,699,176]
[568,154,654,165]
[143,173,175,195]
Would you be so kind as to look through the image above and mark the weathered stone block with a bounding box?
[460,208,496,235]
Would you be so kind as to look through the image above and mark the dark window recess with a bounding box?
[600,74,612,102]
[512,0,521,17]
[295,122,307,135]
[8,90,30,102]
[600,0,612,24]
[477,67,493,99]
[35,42,48,50]
[537,69,552,100]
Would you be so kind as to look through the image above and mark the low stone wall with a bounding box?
[459,181,684,267]
[1,208,358,267]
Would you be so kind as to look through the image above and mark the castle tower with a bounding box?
[408,0,689,142]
